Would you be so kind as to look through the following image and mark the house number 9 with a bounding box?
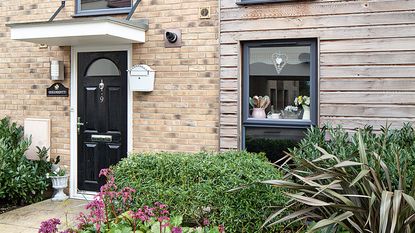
[99,79,105,103]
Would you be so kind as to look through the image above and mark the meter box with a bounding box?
[128,65,155,92]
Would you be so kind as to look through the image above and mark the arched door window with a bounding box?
[86,58,120,76]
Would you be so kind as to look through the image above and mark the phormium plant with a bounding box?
[263,125,415,233]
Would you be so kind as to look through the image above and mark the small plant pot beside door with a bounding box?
[50,175,69,201]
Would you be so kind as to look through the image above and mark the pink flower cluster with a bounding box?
[38,218,62,233]
[130,205,154,222]
[76,198,106,231]
[77,168,137,231]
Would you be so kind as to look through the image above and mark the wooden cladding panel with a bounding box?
[320,117,415,130]
[221,0,415,13]
[320,79,415,91]
[320,92,415,105]
[320,104,415,118]
[221,25,415,44]
[219,0,415,149]
[221,11,415,32]
[320,38,415,53]
[320,66,415,78]
[320,52,415,66]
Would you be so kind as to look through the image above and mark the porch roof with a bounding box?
[7,17,148,46]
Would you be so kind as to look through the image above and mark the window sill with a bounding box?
[243,118,313,128]
[236,0,296,5]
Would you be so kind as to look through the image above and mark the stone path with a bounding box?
[0,199,88,233]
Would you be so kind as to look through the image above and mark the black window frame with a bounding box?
[236,0,296,5]
[241,38,318,148]
[75,0,132,17]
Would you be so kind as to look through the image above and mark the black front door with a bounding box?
[77,51,127,192]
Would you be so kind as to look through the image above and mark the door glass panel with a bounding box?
[86,58,120,76]
[245,127,306,163]
[80,0,132,11]
[248,45,311,121]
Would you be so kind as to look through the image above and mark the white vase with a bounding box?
[51,175,69,201]
[252,108,266,119]
[302,105,310,120]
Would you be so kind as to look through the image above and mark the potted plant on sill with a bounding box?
[281,105,300,119]
[47,156,68,201]
[294,95,311,120]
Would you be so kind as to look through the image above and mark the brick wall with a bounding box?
[0,0,219,169]
[0,0,74,165]
[131,0,219,152]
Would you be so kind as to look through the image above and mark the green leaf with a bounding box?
[349,169,370,187]
[357,131,368,166]
[267,206,316,227]
[373,153,392,191]
[262,203,294,228]
[390,190,402,233]
[403,193,415,212]
[346,217,364,233]
[170,216,183,227]
[308,211,354,232]
[333,161,363,168]
[379,191,393,233]
[285,192,333,206]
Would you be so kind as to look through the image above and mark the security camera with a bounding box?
[165,31,178,43]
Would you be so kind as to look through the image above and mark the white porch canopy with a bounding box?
[7,17,148,46]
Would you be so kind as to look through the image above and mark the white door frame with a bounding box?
[69,44,133,200]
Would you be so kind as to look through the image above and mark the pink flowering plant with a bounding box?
[43,168,224,233]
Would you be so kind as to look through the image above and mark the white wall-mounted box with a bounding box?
[24,118,50,160]
[128,64,155,92]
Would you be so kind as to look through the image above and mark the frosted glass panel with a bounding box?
[86,58,120,76]
[80,0,131,11]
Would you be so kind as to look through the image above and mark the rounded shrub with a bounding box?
[0,117,50,204]
[112,150,285,232]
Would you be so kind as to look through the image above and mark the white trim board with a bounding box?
[9,20,146,46]
[70,44,133,200]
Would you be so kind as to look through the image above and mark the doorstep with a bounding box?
[0,199,88,233]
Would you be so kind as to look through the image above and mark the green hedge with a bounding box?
[112,151,285,233]
[0,117,50,204]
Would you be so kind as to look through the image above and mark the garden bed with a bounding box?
[0,200,23,214]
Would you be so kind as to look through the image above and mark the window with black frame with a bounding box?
[237,0,294,5]
[242,39,317,163]
[76,0,132,16]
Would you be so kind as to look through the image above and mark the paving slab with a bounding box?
[0,199,88,233]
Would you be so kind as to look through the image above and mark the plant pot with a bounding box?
[50,175,68,201]
[302,105,310,120]
[252,108,266,119]
[281,110,300,119]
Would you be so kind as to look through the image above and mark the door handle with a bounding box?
[77,117,85,134]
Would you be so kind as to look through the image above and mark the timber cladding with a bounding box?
[219,0,415,150]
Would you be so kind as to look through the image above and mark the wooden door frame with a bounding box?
[70,44,133,200]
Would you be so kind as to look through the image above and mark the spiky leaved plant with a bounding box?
[262,129,415,233]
